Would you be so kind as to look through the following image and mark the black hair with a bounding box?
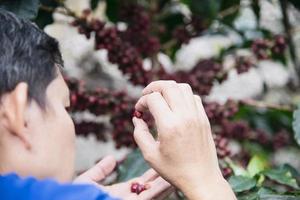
[0,9,63,107]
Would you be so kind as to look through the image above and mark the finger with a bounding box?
[135,92,173,127]
[77,155,117,182]
[133,117,158,162]
[140,169,159,182]
[142,80,185,112]
[139,177,172,200]
[178,83,197,112]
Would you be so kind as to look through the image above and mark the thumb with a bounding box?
[75,155,117,183]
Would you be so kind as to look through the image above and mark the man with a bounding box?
[0,9,236,200]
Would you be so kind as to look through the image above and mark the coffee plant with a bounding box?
[2,0,300,199]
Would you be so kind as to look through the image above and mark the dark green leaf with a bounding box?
[259,194,300,200]
[117,149,150,182]
[160,13,185,31]
[237,192,258,200]
[251,0,260,23]
[219,0,240,26]
[292,104,300,146]
[105,0,119,23]
[166,43,181,62]
[186,0,222,24]
[257,187,276,195]
[40,0,57,7]
[263,165,299,189]
[271,53,287,66]
[228,175,257,192]
[158,12,185,44]
[235,105,293,134]
[281,164,300,183]
[34,9,53,29]
[91,0,104,10]
[288,0,300,10]
[35,0,59,28]
[0,0,40,19]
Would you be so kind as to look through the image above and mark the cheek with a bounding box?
[58,107,76,147]
[46,103,76,158]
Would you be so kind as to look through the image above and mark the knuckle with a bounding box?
[181,83,192,91]
[148,91,161,99]
[168,81,177,88]
[166,80,176,84]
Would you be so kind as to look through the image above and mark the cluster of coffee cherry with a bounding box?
[235,56,254,74]
[71,5,228,91]
[118,3,160,57]
[251,35,287,60]
[205,101,291,151]
[71,8,151,86]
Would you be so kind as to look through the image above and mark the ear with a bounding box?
[1,82,31,149]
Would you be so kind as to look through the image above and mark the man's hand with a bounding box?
[74,156,172,200]
[133,81,236,200]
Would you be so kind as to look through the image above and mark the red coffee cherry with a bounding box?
[133,110,143,118]
[131,182,148,194]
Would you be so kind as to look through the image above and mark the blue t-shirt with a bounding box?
[0,173,120,200]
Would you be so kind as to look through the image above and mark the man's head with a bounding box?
[0,9,75,182]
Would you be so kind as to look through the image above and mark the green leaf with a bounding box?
[105,0,119,23]
[257,187,276,195]
[227,159,249,177]
[288,0,300,10]
[251,0,260,24]
[259,194,300,200]
[34,9,53,28]
[0,0,40,19]
[35,0,59,28]
[237,192,258,200]
[158,12,185,44]
[117,149,150,182]
[228,175,257,193]
[247,155,268,177]
[219,0,240,26]
[243,142,270,161]
[91,0,102,10]
[184,0,222,25]
[235,105,293,134]
[292,104,300,146]
[263,165,299,189]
